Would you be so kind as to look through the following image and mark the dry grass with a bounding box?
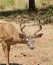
[0,0,53,11]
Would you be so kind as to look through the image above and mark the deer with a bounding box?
[0,20,43,65]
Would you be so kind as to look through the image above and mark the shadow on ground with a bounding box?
[0,63,22,65]
[0,9,29,16]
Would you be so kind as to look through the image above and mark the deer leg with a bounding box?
[2,41,10,65]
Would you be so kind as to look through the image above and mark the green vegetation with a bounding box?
[0,0,53,24]
[0,0,28,11]
[36,7,53,19]
[0,0,6,9]
[0,0,14,10]
[6,0,14,5]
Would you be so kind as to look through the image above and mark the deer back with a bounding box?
[0,23,21,42]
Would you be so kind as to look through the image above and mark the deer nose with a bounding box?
[30,47,34,50]
[29,45,35,50]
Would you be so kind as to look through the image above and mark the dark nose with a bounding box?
[30,46,35,50]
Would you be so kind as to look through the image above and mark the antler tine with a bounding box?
[20,22,26,35]
[33,19,42,36]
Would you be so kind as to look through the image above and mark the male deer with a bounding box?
[0,20,42,65]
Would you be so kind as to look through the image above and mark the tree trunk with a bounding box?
[29,0,36,11]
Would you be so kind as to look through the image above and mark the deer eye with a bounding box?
[33,39,34,41]
[26,38,28,41]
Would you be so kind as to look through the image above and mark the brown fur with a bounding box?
[0,23,23,65]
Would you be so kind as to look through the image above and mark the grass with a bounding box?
[36,0,53,9]
[6,0,14,5]
[35,6,53,19]
[0,0,14,10]
[0,0,53,24]
[0,0,28,11]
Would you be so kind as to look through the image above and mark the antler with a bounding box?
[33,19,42,36]
[20,22,26,35]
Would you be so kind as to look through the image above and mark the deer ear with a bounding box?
[34,33,43,38]
[19,33,26,39]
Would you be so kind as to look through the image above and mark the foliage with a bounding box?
[6,0,14,5]
[0,0,14,9]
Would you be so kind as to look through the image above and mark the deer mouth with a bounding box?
[29,45,35,50]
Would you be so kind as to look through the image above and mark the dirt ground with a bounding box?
[0,19,53,65]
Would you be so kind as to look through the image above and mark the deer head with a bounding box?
[19,20,43,49]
